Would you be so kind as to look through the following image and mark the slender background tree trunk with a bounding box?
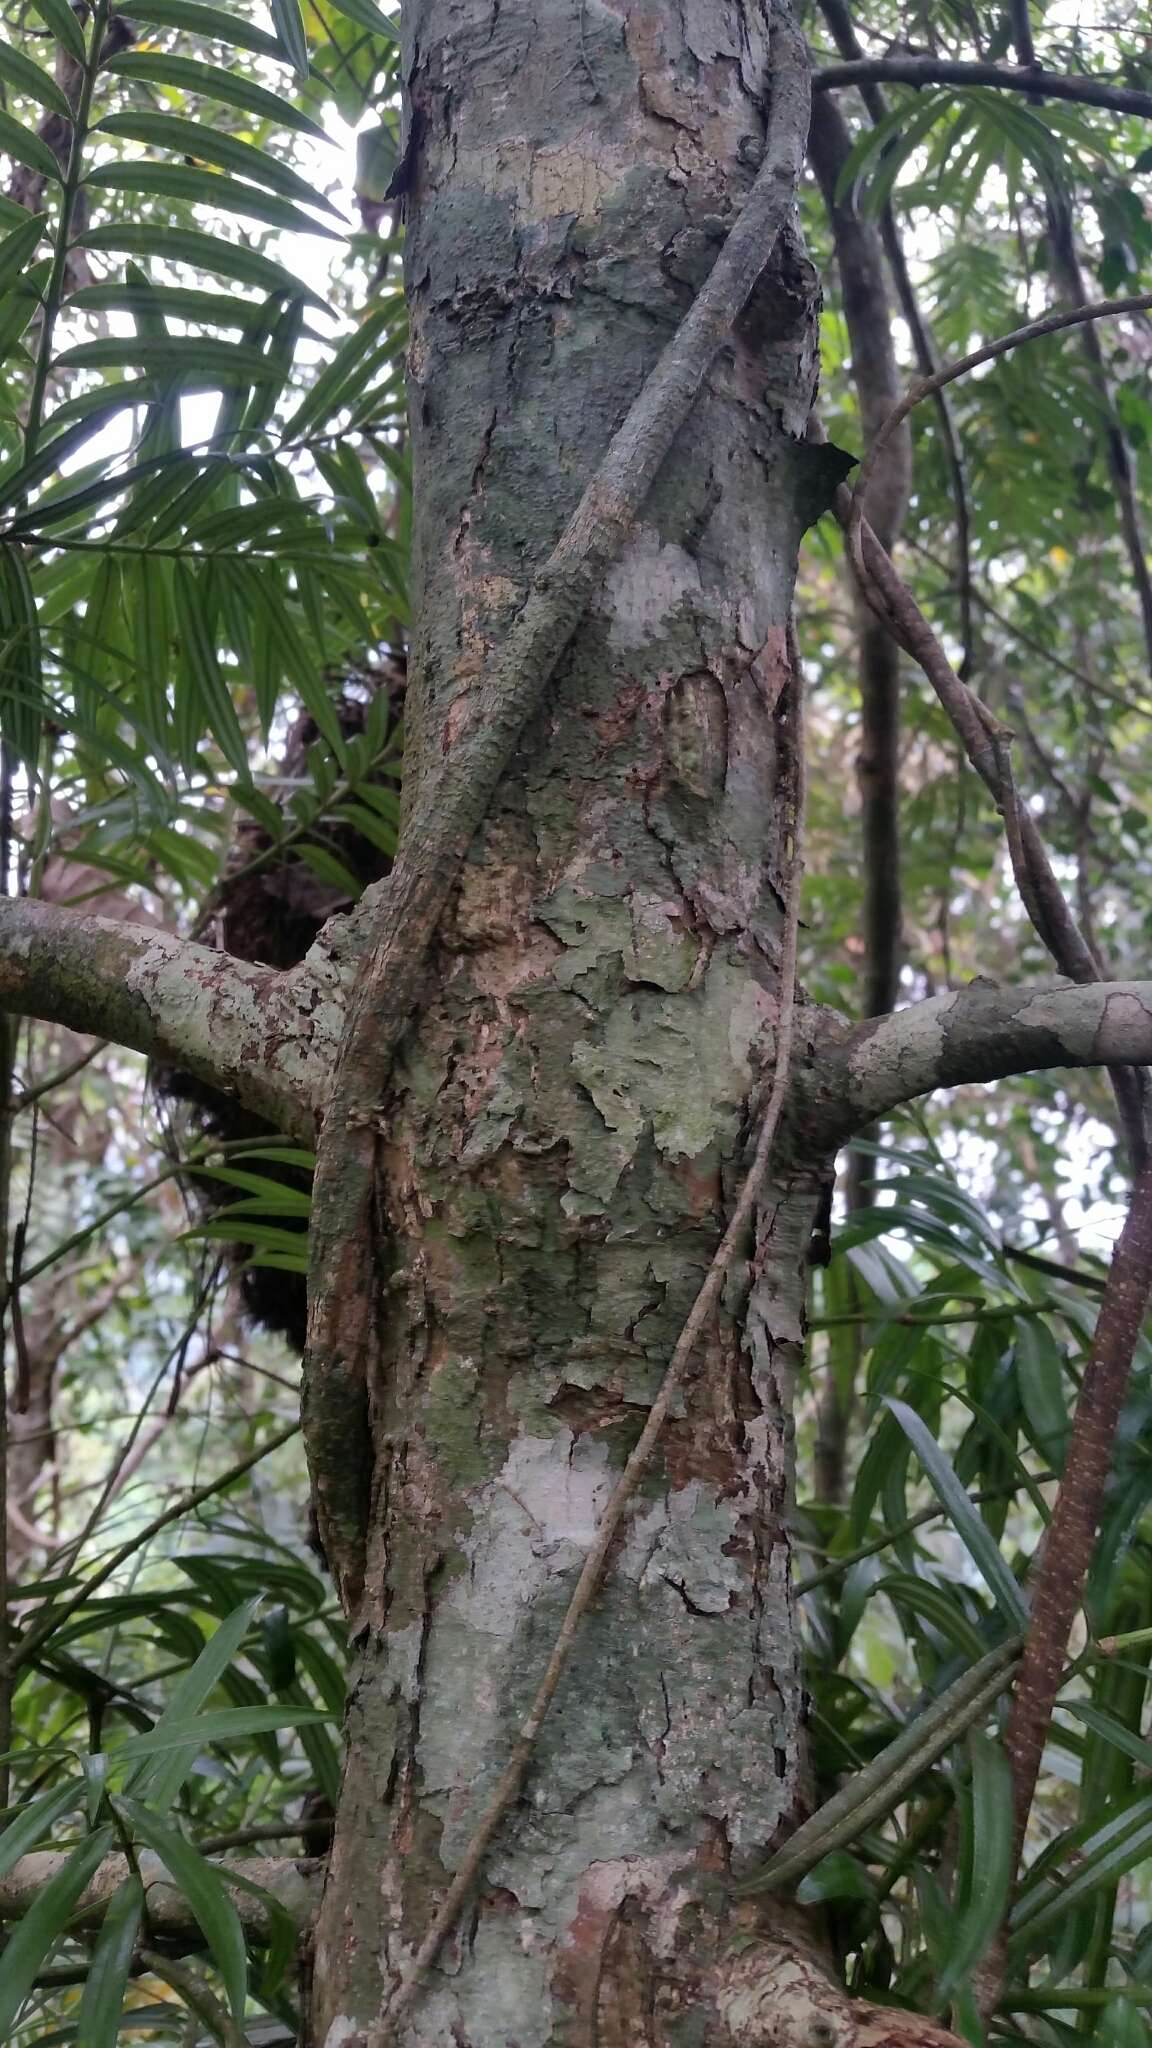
[310,2,836,2040]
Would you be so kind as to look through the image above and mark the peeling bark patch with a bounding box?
[666,670,729,799]
[717,1943,855,2046]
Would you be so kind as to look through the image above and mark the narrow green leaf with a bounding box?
[29,0,87,63]
[1012,1793,1152,1944]
[0,542,44,768]
[333,799,397,857]
[182,1219,310,1256]
[228,1145,317,1169]
[0,1780,83,1880]
[885,1398,1029,1626]
[123,0,284,57]
[172,562,248,778]
[127,1596,260,1814]
[130,555,171,745]
[115,1801,247,2018]
[53,337,281,382]
[0,1827,115,2039]
[104,51,327,137]
[270,0,310,78]
[0,43,71,118]
[84,163,344,239]
[323,0,398,36]
[70,281,260,328]
[75,1876,144,2048]
[80,223,332,306]
[1060,1701,1152,1773]
[1014,1319,1070,1471]
[0,107,61,183]
[938,1729,1015,1994]
[294,843,365,896]
[96,110,340,214]
[112,1704,332,1762]
[0,211,47,289]
[282,303,399,439]
[192,1165,312,1202]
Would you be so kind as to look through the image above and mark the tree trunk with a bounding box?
[310,3,836,2039]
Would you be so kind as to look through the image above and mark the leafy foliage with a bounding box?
[1,0,1152,2041]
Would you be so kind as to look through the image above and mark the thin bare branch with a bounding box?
[848,292,1152,580]
[814,55,1152,121]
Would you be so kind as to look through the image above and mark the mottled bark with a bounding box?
[0,899,346,1140]
[801,978,1152,1143]
[0,1850,319,1938]
[309,2,833,2040]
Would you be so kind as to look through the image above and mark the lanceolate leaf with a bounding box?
[95,111,342,215]
[29,0,87,63]
[937,1730,1015,1995]
[0,41,71,118]
[171,561,248,776]
[104,52,329,138]
[270,0,311,80]
[52,337,282,383]
[114,1801,248,2018]
[0,1827,115,2040]
[127,1596,261,1814]
[0,1780,83,1880]
[122,0,285,58]
[0,107,62,184]
[84,164,344,240]
[885,1398,1030,1627]
[80,224,332,306]
[75,1876,144,2048]
[0,542,44,768]
[69,282,266,329]
[0,212,47,289]
[323,0,400,37]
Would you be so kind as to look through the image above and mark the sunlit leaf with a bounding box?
[104,51,328,138]
[96,110,341,215]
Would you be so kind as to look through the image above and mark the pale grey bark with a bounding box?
[0,899,343,1140]
[0,1849,319,1937]
[801,979,1152,1142]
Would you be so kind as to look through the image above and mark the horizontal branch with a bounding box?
[813,56,1152,122]
[0,901,343,1140]
[802,980,1152,1143]
[0,1849,319,1940]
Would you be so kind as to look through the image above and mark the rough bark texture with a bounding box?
[310,3,834,2041]
[800,977,1152,1142]
[0,900,347,1141]
[0,1849,319,1937]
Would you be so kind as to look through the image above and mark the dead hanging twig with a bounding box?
[374,650,811,2043]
